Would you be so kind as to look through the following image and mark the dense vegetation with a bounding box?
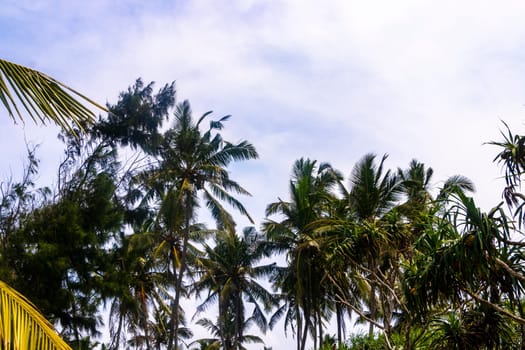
[1,80,525,350]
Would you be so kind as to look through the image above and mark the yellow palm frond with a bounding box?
[0,280,71,350]
[0,59,107,133]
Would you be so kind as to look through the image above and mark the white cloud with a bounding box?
[2,0,525,348]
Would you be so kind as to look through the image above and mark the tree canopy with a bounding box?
[2,77,525,350]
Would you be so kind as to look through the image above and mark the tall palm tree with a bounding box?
[192,227,277,350]
[193,316,264,350]
[397,159,474,238]
[393,160,475,349]
[140,100,258,349]
[264,158,342,350]
[340,153,402,337]
[0,59,106,132]
[397,159,435,224]
[106,230,173,350]
[488,121,525,227]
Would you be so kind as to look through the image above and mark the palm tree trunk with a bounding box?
[336,304,342,346]
[296,306,302,350]
[218,292,228,350]
[113,313,123,350]
[368,256,377,337]
[144,316,151,350]
[170,239,188,350]
[404,320,412,350]
[235,291,243,350]
[312,311,317,350]
[168,194,192,350]
[300,317,309,350]
[368,285,377,337]
[318,310,323,349]
[368,286,377,337]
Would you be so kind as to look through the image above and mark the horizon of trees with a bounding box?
[1,79,525,350]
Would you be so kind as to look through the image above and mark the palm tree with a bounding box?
[193,227,277,350]
[106,230,173,350]
[0,59,106,133]
[264,158,342,350]
[397,159,435,226]
[339,153,402,337]
[398,159,474,238]
[140,100,258,349]
[193,316,264,350]
[190,318,264,350]
[489,121,525,227]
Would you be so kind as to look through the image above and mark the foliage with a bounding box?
[5,73,525,350]
[0,137,124,346]
[193,227,277,349]
[0,279,72,350]
[0,58,106,133]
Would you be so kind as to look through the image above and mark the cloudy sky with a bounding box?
[2,0,525,347]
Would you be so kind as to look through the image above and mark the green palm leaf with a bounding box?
[0,280,71,350]
[0,59,107,132]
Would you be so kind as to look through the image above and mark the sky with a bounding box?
[2,0,525,348]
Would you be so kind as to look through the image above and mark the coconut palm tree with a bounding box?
[138,100,258,349]
[106,230,173,350]
[338,153,402,337]
[193,227,277,350]
[193,316,264,350]
[264,158,342,350]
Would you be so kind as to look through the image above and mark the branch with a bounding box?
[334,294,384,330]
[494,257,525,284]
[499,237,525,247]
[344,254,409,314]
[463,287,525,324]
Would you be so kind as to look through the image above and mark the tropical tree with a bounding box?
[105,230,171,350]
[93,78,176,155]
[193,227,277,350]
[337,153,403,338]
[403,187,525,349]
[194,316,264,350]
[0,58,112,350]
[489,121,525,227]
[264,158,342,350]
[0,138,124,347]
[136,100,258,350]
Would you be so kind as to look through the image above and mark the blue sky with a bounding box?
[2,0,525,348]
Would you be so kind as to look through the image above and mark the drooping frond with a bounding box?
[0,280,72,350]
[0,59,106,133]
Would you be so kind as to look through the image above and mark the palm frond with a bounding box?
[0,280,72,350]
[0,59,107,133]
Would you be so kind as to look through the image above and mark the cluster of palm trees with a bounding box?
[262,155,477,350]
[94,93,261,350]
[2,59,525,350]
